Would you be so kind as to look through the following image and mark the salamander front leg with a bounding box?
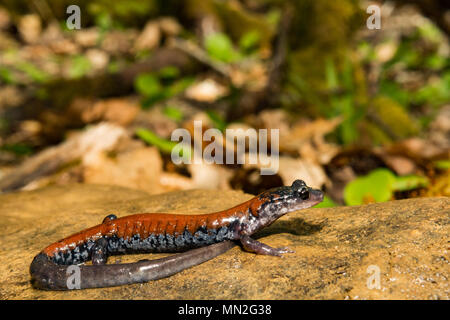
[239,235,294,257]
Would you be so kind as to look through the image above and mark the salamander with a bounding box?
[30,179,323,290]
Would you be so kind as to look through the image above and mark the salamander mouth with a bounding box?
[308,188,324,205]
[288,188,324,211]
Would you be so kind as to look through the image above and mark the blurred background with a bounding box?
[0,0,448,207]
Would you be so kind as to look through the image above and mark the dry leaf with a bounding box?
[185,78,228,102]
[74,28,100,47]
[83,147,164,195]
[82,98,139,126]
[18,14,41,44]
[277,156,328,189]
[158,17,182,36]
[134,21,161,51]
[188,163,232,190]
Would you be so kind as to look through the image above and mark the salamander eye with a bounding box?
[299,187,309,200]
[292,179,306,191]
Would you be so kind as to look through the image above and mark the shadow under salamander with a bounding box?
[253,218,325,240]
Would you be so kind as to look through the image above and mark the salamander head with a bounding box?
[252,180,324,229]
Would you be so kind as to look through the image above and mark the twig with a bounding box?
[170,38,231,79]
[0,123,128,193]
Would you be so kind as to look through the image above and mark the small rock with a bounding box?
[102,30,138,55]
[74,28,100,47]
[185,78,228,102]
[158,17,182,36]
[85,49,109,71]
[49,39,80,55]
[18,14,41,44]
[41,21,63,44]
[134,21,161,51]
[0,7,11,30]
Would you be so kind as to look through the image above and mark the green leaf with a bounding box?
[344,168,430,206]
[392,175,428,191]
[338,96,359,145]
[68,55,91,79]
[134,73,162,98]
[164,77,195,98]
[0,143,33,156]
[325,58,339,90]
[205,32,241,63]
[0,67,15,84]
[418,21,442,43]
[239,30,261,53]
[412,72,450,107]
[379,81,410,106]
[265,9,281,28]
[158,66,180,80]
[94,12,113,31]
[206,110,227,132]
[16,62,50,83]
[314,196,337,208]
[425,54,446,70]
[434,160,450,170]
[163,105,183,121]
[344,168,396,206]
[135,128,191,159]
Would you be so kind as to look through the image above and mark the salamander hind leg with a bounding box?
[91,238,109,265]
[239,235,294,257]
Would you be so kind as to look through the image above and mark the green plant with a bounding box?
[325,58,362,145]
[0,143,33,156]
[434,160,450,170]
[239,30,261,54]
[344,168,428,206]
[206,110,227,132]
[0,67,15,84]
[16,62,50,83]
[204,32,241,63]
[134,69,194,109]
[314,195,337,208]
[68,55,92,79]
[136,128,191,159]
[163,105,184,121]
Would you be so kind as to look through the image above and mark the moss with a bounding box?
[371,95,420,139]
[281,0,366,117]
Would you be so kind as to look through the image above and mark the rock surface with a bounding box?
[0,184,448,299]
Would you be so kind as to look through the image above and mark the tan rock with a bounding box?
[0,7,11,30]
[18,14,41,44]
[134,21,160,51]
[158,17,182,36]
[102,30,137,55]
[85,49,109,71]
[74,28,100,47]
[0,184,448,299]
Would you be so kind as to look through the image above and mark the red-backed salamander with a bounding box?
[30,179,323,290]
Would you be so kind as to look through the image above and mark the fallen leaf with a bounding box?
[134,21,161,51]
[83,147,164,195]
[18,14,41,44]
[185,78,228,102]
[277,156,328,189]
[188,162,232,190]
